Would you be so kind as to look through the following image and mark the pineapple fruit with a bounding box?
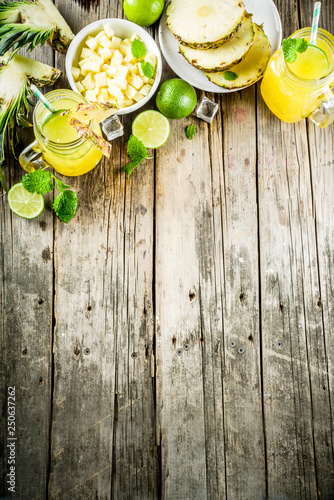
[205,24,270,89]
[167,0,245,48]
[71,24,157,108]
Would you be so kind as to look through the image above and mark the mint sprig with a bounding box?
[22,169,77,223]
[123,135,153,177]
[131,39,147,59]
[224,71,238,81]
[131,39,154,78]
[282,38,308,63]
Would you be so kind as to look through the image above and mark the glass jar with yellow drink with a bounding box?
[261,28,334,124]
[20,89,103,176]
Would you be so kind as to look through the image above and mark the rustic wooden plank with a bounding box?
[219,86,267,499]
[257,1,334,497]
[0,40,54,498]
[155,88,265,499]
[49,1,158,498]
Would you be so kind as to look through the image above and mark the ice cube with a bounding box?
[309,99,334,128]
[196,96,219,124]
[102,114,124,140]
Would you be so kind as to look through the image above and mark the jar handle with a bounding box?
[309,86,334,128]
[19,140,48,172]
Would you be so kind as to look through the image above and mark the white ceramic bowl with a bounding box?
[65,18,162,115]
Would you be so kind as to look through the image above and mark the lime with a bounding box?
[288,45,330,79]
[156,79,197,119]
[8,183,44,219]
[123,0,164,27]
[132,110,170,148]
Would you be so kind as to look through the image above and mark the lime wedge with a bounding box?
[8,183,44,219]
[132,110,170,149]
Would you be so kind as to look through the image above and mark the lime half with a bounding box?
[8,183,44,219]
[132,110,170,149]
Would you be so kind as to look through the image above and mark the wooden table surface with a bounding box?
[1,0,334,498]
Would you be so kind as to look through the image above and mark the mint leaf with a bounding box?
[282,38,308,63]
[186,124,196,140]
[131,39,147,59]
[123,159,143,176]
[22,170,54,194]
[127,134,148,162]
[54,178,71,193]
[141,61,154,79]
[224,71,238,81]
[53,190,78,223]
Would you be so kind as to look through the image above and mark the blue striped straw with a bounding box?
[310,2,321,46]
[30,84,55,113]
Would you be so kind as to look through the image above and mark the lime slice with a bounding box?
[132,110,170,149]
[8,183,44,219]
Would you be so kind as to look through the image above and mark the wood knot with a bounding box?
[87,305,92,311]
[239,292,245,303]
[189,291,196,301]
[279,303,284,312]
[199,337,204,344]
[317,298,323,308]
[172,335,176,345]
[248,334,253,342]
[38,298,44,306]
[39,377,43,385]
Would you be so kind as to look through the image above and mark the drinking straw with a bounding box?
[310,2,321,46]
[30,84,55,113]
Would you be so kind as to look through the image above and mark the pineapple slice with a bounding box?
[62,102,118,124]
[179,13,254,72]
[67,118,111,158]
[167,0,245,48]
[206,23,270,89]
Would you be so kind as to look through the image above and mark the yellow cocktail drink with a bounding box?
[21,89,103,176]
[261,28,334,123]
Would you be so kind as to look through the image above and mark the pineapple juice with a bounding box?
[261,28,334,123]
[34,90,103,176]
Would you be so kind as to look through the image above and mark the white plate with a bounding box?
[159,0,282,93]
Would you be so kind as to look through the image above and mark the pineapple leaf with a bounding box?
[0,52,61,192]
[0,0,74,56]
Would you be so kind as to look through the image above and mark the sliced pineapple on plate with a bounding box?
[167,0,245,49]
[206,23,270,89]
[179,13,254,72]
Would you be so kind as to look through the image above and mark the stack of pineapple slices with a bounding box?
[167,0,270,89]
[71,24,156,107]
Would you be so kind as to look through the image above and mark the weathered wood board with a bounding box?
[0,0,334,498]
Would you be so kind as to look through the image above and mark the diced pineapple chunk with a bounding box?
[118,42,129,57]
[110,36,122,49]
[71,66,80,80]
[130,33,140,42]
[76,81,85,93]
[133,92,144,103]
[110,49,123,66]
[148,78,155,85]
[81,72,94,90]
[124,98,134,107]
[107,82,125,102]
[139,83,151,96]
[122,38,131,46]
[84,48,101,62]
[86,36,98,51]
[107,95,117,105]
[116,97,125,106]
[142,76,149,84]
[102,63,110,72]
[128,72,143,90]
[103,24,114,39]
[100,47,112,61]
[124,53,137,64]
[144,53,157,69]
[85,89,98,102]
[125,84,137,100]
[95,31,105,42]
[99,34,112,49]
[107,65,118,77]
[81,47,91,59]
[127,63,138,74]
[113,75,127,90]
[94,71,108,88]
[101,88,109,101]
[116,64,128,79]
[97,93,106,103]
[83,60,102,73]
[78,58,88,68]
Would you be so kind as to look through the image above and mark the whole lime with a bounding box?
[123,0,164,27]
[156,79,197,119]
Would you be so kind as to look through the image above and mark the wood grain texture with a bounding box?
[1,0,334,498]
